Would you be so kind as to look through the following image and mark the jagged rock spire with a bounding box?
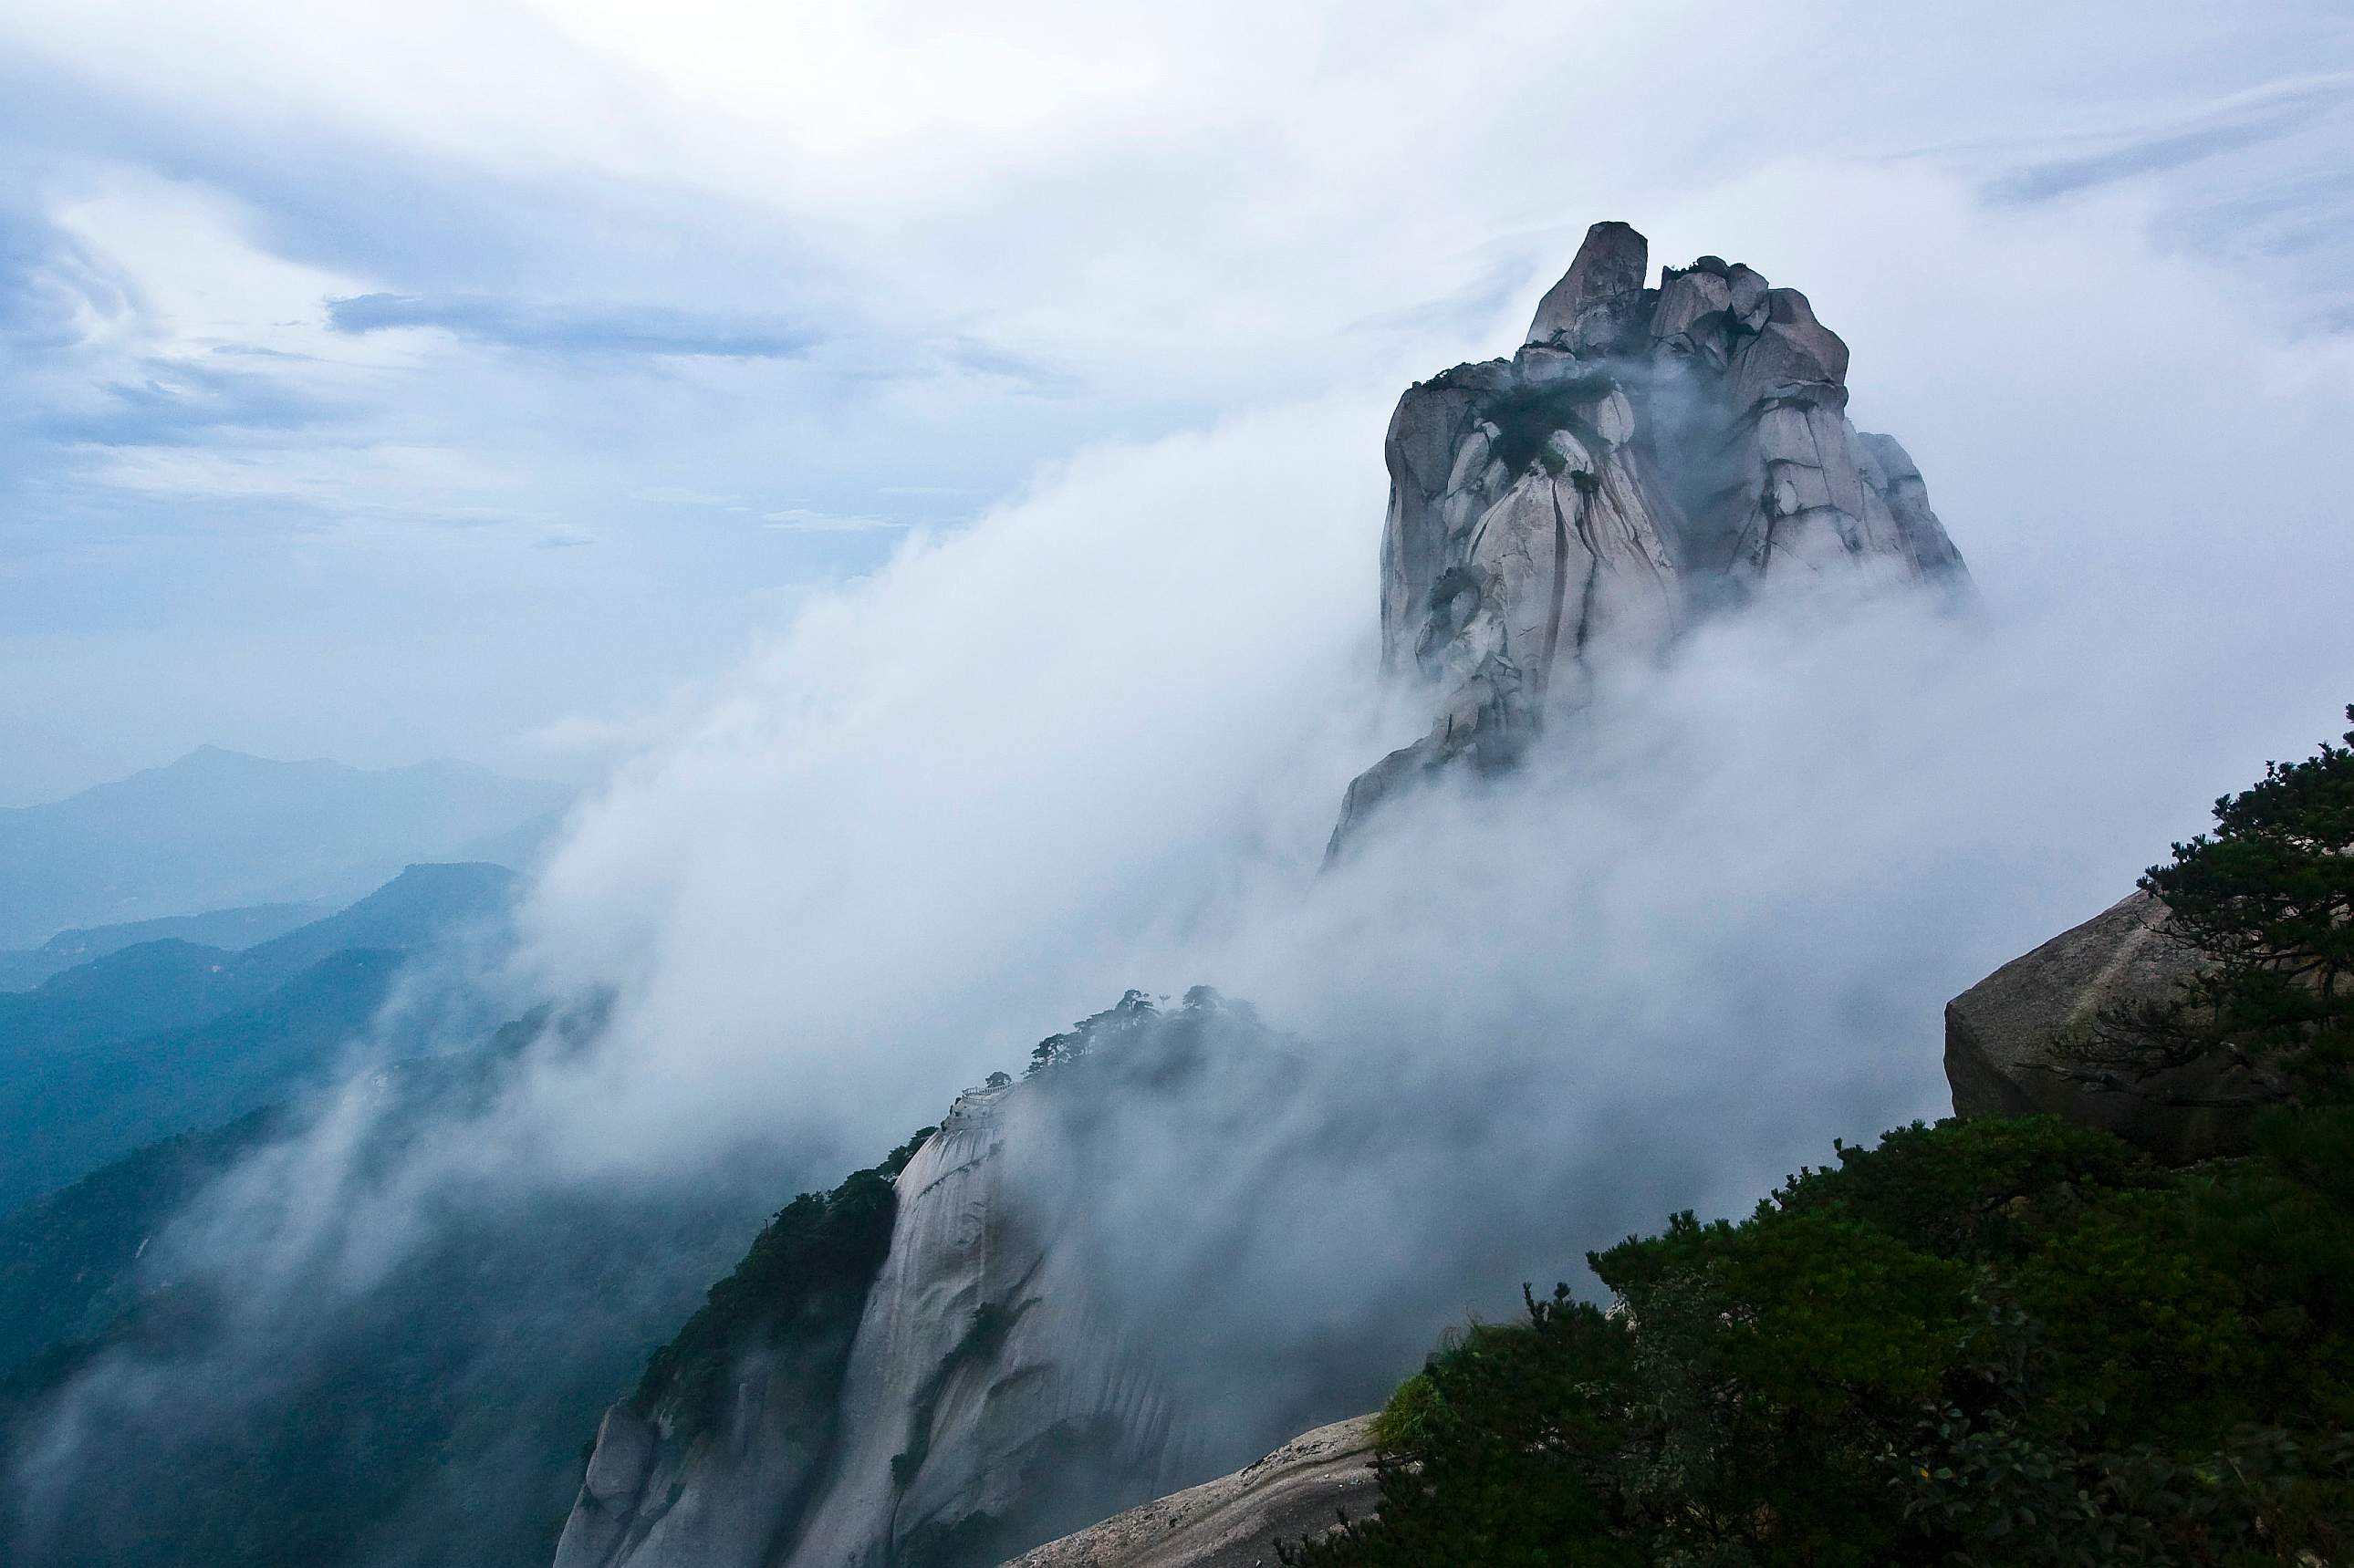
[1526,221,1650,344]
[1335,222,1967,854]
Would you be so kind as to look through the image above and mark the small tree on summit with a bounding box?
[2092,704,2354,1104]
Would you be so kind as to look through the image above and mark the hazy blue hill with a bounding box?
[0,902,329,993]
[0,1104,287,1375]
[0,745,566,947]
[446,807,570,877]
[0,865,516,1067]
[0,1020,771,1568]
[0,940,274,1059]
[0,951,405,1214]
[0,864,522,1212]
[236,862,516,981]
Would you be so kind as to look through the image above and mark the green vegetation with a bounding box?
[1481,376,1617,476]
[1294,1114,2354,1566]
[2089,706,2354,1104]
[1026,988,1164,1075]
[1301,709,2354,1565]
[630,1126,935,1437]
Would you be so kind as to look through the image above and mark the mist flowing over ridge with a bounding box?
[549,226,1983,1568]
[8,162,2354,1568]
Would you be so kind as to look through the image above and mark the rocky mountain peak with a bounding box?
[1335,220,1968,850]
[1526,219,1649,345]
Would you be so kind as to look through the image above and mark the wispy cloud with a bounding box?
[759,507,911,534]
[324,292,813,359]
[31,360,339,446]
[73,440,526,519]
[0,200,135,354]
[1983,73,2354,204]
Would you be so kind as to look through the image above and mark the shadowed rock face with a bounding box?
[1944,891,2255,1163]
[556,992,1288,1568]
[1336,221,1968,850]
[775,1064,1203,1568]
[1005,1416,1380,1568]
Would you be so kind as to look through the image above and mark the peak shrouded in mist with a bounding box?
[1335,220,1966,847]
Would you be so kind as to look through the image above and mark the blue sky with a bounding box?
[3,0,2349,802]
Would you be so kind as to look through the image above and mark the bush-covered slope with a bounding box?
[1292,1111,2354,1567]
[1298,701,2354,1567]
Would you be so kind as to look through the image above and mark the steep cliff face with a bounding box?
[778,1057,1202,1568]
[558,992,1277,1568]
[555,1136,922,1568]
[1338,220,1967,846]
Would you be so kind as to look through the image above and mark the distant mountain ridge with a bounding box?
[0,745,567,948]
[0,862,520,1211]
[0,902,330,993]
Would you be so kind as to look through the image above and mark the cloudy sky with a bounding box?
[3,1,2350,802]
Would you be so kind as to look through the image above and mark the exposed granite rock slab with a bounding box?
[1338,220,1969,851]
[1526,219,1649,347]
[1944,891,2255,1162]
[1003,1416,1380,1568]
[780,1067,1200,1568]
[557,993,1277,1568]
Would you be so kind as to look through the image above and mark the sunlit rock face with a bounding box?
[1337,220,1969,848]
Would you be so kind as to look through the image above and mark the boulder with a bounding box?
[1945,891,2255,1162]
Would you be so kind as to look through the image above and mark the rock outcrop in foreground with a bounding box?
[1945,892,2252,1163]
[1336,220,1967,846]
[1005,1416,1379,1568]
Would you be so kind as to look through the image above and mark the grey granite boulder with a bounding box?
[1944,891,2257,1162]
[1003,1416,1380,1568]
